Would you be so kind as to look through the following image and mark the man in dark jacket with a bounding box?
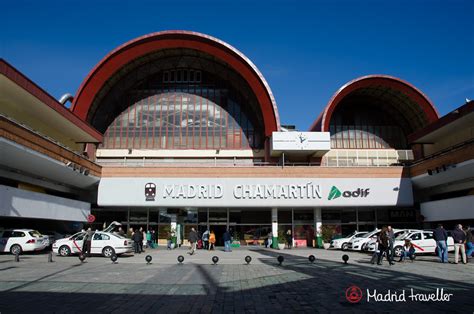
[452,224,467,264]
[188,228,198,255]
[387,226,395,264]
[465,226,473,260]
[132,229,141,254]
[433,224,448,263]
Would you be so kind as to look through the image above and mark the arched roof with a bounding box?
[310,75,439,132]
[72,30,280,136]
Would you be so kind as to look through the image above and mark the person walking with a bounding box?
[202,229,210,250]
[433,224,449,263]
[223,229,232,252]
[452,224,467,264]
[387,226,395,264]
[188,227,198,255]
[209,231,216,251]
[465,226,473,261]
[83,227,94,257]
[377,226,393,265]
[267,231,273,248]
[140,227,146,251]
[132,229,141,254]
[286,229,292,249]
[370,235,380,265]
[146,230,152,249]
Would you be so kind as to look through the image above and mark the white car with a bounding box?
[392,230,455,257]
[53,231,133,257]
[0,229,48,254]
[347,229,380,251]
[52,222,133,257]
[365,229,421,252]
[330,231,368,250]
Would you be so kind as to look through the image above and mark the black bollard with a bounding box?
[212,256,219,265]
[145,255,152,264]
[14,253,20,262]
[111,254,118,264]
[277,255,284,265]
[48,251,54,263]
[308,255,315,263]
[79,254,86,263]
[245,256,252,265]
[177,255,184,264]
[342,254,349,264]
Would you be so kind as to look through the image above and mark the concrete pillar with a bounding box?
[314,208,322,248]
[272,208,278,249]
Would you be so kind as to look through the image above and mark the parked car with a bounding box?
[330,231,368,250]
[52,222,133,257]
[365,229,421,252]
[0,229,48,254]
[347,229,380,251]
[392,230,455,257]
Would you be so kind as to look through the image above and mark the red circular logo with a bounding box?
[87,214,96,223]
[345,285,363,303]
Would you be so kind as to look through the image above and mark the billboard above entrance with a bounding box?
[98,177,413,207]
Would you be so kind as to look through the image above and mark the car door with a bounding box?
[70,232,85,254]
[422,232,436,253]
[408,232,424,253]
[91,233,111,254]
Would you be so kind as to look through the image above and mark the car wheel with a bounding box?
[59,245,71,257]
[341,243,348,251]
[102,246,115,258]
[393,246,403,257]
[10,244,22,255]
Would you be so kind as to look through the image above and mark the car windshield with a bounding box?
[361,231,377,238]
[29,230,43,238]
[355,232,368,238]
[343,231,357,238]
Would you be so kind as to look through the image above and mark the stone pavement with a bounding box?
[0,247,472,313]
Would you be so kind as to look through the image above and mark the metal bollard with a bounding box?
[48,251,54,263]
[14,253,20,262]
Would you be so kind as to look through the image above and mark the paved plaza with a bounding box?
[0,247,472,313]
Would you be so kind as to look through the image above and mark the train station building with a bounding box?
[1,31,473,247]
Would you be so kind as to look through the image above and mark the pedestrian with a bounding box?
[132,229,141,254]
[387,225,395,264]
[452,224,467,264]
[118,227,125,237]
[202,229,210,250]
[465,226,473,260]
[151,229,157,248]
[223,229,232,252]
[83,227,94,257]
[146,230,152,249]
[400,239,416,262]
[370,236,380,265]
[167,230,172,250]
[188,227,198,255]
[209,231,216,251]
[377,226,393,265]
[127,227,133,238]
[286,229,292,249]
[433,223,449,263]
[267,231,273,248]
[140,227,146,251]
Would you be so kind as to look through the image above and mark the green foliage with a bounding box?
[278,231,286,244]
[320,225,334,243]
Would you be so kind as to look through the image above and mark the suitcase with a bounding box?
[197,239,203,249]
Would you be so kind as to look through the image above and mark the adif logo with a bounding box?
[328,186,342,200]
[328,186,370,200]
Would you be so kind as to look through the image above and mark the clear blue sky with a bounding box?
[2,0,473,130]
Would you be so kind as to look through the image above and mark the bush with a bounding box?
[320,225,334,243]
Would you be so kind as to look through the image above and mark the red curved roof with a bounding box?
[72,30,280,136]
[310,75,439,132]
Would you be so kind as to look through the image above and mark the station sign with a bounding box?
[98,177,413,207]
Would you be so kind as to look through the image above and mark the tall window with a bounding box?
[102,91,262,149]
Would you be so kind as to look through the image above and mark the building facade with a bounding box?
[1,30,472,246]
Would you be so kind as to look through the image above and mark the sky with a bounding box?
[1,0,473,130]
